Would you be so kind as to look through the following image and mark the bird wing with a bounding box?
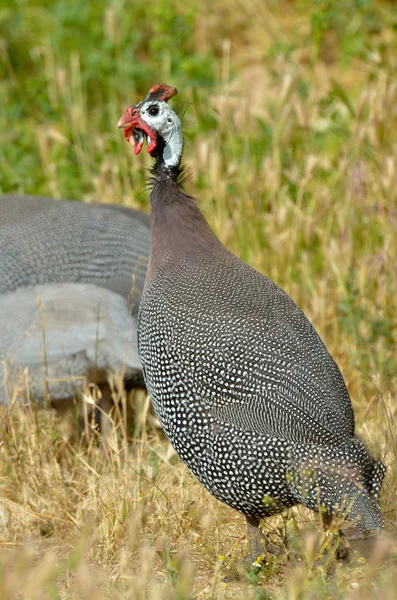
[0,195,149,300]
[162,252,355,446]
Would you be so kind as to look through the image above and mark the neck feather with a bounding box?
[147,175,222,275]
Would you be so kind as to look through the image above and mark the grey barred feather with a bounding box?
[0,195,149,301]
[0,195,150,403]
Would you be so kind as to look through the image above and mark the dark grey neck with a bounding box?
[147,175,222,276]
[149,160,181,186]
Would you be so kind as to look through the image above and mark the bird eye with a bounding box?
[148,105,159,117]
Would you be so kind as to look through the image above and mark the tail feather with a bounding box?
[347,487,383,531]
[286,438,385,532]
[366,459,386,509]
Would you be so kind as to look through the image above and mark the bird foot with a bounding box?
[222,543,283,582]
[314,531,350,569]
[341,529,393,565]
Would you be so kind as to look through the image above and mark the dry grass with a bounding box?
[0,390,396,599]
[1,0,397,597]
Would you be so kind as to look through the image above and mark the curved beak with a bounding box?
[117,107,138,129]
[117,106,158,155]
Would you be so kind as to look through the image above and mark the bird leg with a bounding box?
[246,516,264,566]
[321,513,349,560]
[223,516,283,581]
[246,516,284,566]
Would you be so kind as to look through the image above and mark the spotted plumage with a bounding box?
[118,84,385,537]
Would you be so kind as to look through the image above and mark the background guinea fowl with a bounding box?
[0,195,149,415]
[117,83,385,563]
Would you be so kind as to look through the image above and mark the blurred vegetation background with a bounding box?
[0,0,396,597]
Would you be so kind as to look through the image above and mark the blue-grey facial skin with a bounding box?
[139,101,183,168]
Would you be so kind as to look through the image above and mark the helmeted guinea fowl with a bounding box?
[0,195,149,412]
[117,84,385,559]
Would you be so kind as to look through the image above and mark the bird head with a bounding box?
[117,83,182,169]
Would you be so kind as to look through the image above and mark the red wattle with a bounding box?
[133,138,144,155]
[147,136,157,154]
